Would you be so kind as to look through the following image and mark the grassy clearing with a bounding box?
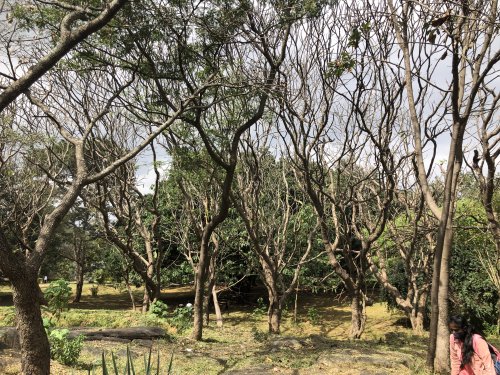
[0,283,433,374]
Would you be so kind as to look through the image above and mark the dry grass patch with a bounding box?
[0,287,434,374]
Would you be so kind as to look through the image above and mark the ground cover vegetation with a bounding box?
[0,0,499,374]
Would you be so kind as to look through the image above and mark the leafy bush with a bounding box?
[149,300,169,319]
[449,198,498,330]
[90,285,99,297]
[0,307,15,326]
[307,307,320,325]
[90,269,106,285]
[44,279,71,322]
[169,304,193,333]
[252,297,267,317]
[48,328,84,366]
[251,327,269,342]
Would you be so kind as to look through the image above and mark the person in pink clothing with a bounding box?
[449,315,498,375]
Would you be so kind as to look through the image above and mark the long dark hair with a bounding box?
[449,315,484,369]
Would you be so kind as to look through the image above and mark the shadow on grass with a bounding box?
[0,293,12,306]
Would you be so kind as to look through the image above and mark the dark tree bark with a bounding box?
[350,288,366,339]
[72,238,86,303]
[11,273,50,375]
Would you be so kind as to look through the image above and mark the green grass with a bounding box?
[0,283,434,374]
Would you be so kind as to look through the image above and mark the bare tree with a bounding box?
[63,206,94,304]
[0,0,127,112]
[168,146,226,326]
[88,144,168,313]
[385,0,500,370]
[367,182,435,333]
[274,1,401,338]
[159,1,294,341]
[233,126,318,334]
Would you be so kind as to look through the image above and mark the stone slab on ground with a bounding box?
[68,327,167,341]
[224,365,275,374]
[317,352,411,371]
[133,339,154,347]
[269,337,304,351]
[101,337,131,344]
[0,326,166,350]
[0,327,20,350]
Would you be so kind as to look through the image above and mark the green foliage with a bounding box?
[449,197,498,330]
[276,0,329,21]
[161,262,193,286]
[44,279,72,322]
[169,305,193,333]
[0,307,15,326]
[43,317,55,332]
[11,3,61,32]
[96,346,174,375]
[48,328,84,366]
[299,255,341,293]
[327,52,356,78]
[43,281,84,367]
[58,309,169,329]
[483,322,499,337]
[90,285,99,297]
[380,257,409,312]
[347,22,371,48]
[251,327,269,342]
[91,269,107,285]
[307,307,320,325]
[149,300,169,319]
[252,297,267,317]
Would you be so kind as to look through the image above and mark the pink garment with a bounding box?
[450,333,496,375]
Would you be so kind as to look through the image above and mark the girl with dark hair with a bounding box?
[449,315,499,374]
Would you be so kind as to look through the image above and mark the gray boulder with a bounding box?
[0,327,20,350]
[68,327,167,341]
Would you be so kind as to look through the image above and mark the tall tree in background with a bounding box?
[156,0,297,340]
[276,1,399,337]
[385,0,500,371]
[88,144,168,312]
[167,146,227,326]
[368,182,435,332]
[346,2,436,333]
[233,126,318,334]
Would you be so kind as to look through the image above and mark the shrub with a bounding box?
[149,300,169,319]
[44,279,71,322]
[251,327,269,342]
[48,328,84,366]
[307,307,320,325]
[252,297,267,317]
[91,269,106,285]
[90,285,99,297]
[0,307,15,326]
[169,304,193,333]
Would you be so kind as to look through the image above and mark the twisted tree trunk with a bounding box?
[12,274,50,375]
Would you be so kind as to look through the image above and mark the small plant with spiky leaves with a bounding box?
[90,346,174,375]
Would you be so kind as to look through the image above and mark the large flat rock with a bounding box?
[224,365,274,374]
[0,326,167,349]
[0,327,20,350]
[68,327,167,341]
